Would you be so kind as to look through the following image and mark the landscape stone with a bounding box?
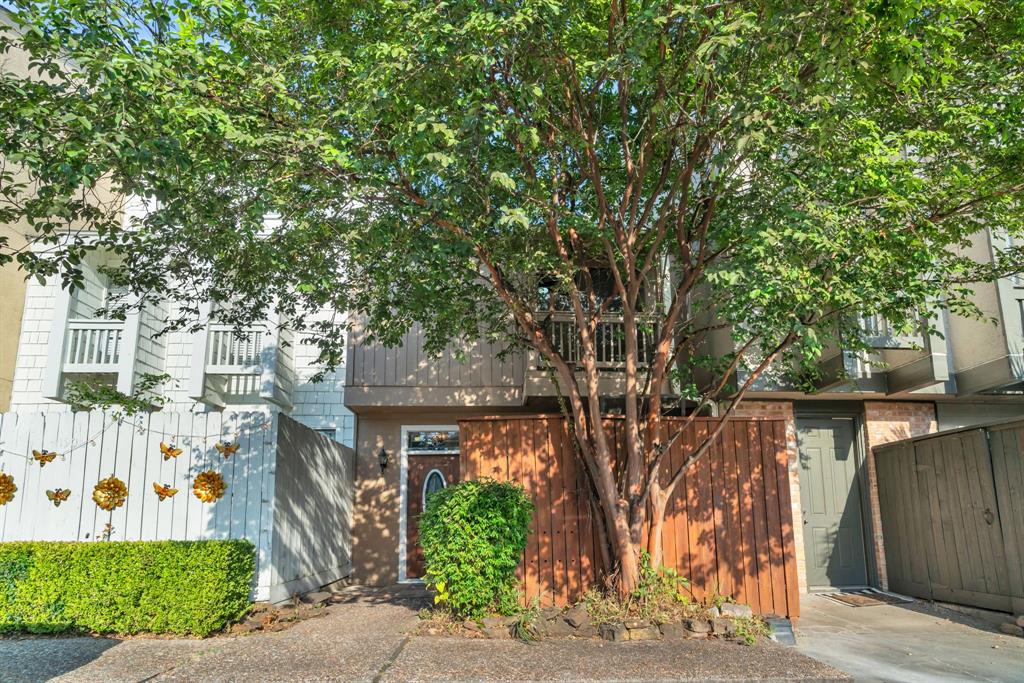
[628,625,662,641]
[658,622,687,640]
[546,618,576,638]
[564,605,590,628]
[302,591,332,607]
[482,626,511,639]
[624,618,650,629]
[1016,615,1024,628]
[462,620,481,632]
[600,623,628,642]
[998,623,1024,638]
[720,603,753,618]
[712,618,736,636]
[482,616,509,629]
[683,618,712,634]
[541,607,563,621]
[707,606,721,618]
[574,623,599,638]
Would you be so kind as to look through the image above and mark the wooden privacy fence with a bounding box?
[875,420,1024,614]
[458,415,799,619]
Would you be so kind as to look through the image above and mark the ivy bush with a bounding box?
[0,540,254,636]
[419,478,533,619]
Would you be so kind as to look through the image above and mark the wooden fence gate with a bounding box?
[458,415,800,620]
[874,421,1024,614]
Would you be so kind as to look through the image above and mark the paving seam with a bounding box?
[371,635,410,683]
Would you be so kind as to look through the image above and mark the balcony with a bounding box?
[188,311,294,408]
[205,325,264,375]
[814,313,950,394]
[63,319,124,374]
[521,312,667,400]
[540,312,657,370]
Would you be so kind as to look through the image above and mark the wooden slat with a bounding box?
[772,420,800,621]
[757,420,785,616]
[547,420,568,606]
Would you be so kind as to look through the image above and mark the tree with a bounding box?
[2,0,1022,593]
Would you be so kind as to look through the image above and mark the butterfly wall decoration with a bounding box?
[32,450,58,467]
[46,488,71,507]
[215,441,240,459]
[153,482,178,501]
[160,442,183,460]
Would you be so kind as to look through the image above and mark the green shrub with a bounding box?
[419,478,533,619]
[0,540,255,636]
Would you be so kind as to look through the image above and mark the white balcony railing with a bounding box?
[860,314,925,350]
[63,319,124,373]
[205,325,264,374]
[541,312,657,369]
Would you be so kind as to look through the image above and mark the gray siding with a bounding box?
[347,321,524,391]
[270,414,355,602]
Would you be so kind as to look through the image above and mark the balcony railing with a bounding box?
[63,319,124,373]
[205,325,265,374]
[859,314,925,350]
[541,312,657,369]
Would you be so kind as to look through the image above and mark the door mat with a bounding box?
[820,588,914,607]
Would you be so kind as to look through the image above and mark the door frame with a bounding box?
[794,407,879,590]
[398,424,459,583]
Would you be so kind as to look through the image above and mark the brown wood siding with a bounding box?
[457,415,800,619]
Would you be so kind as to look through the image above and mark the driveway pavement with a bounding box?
[0,586,845,682]
[796,594,1024,682]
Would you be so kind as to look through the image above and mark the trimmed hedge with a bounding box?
[0,540,255,636]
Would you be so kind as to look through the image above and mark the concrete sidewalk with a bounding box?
[796,594,1024,682]
[0,587,845,682]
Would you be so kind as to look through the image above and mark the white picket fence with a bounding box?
[0,410,280,598]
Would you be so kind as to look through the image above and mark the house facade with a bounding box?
[345,227,1024,599]
[0,195,358,601]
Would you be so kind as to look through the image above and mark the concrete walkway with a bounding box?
[796,594,1024,682]
[0,587,845,682]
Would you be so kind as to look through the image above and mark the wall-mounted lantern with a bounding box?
[377,447,390,475]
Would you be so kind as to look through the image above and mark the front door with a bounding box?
[402,427,461,579]
[797,418,870,589]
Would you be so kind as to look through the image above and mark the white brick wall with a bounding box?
[9,278,355,447]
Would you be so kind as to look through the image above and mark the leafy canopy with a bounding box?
[1,0,1022,382]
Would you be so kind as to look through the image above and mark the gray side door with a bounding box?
[797,418,870,589]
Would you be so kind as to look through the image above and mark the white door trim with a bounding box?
[398,424,459,583]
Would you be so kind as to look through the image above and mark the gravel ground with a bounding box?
[0,589,848,682]
[385,636,849,682]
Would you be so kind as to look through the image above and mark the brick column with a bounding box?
[730,400,807,593]
[861,401,937,589]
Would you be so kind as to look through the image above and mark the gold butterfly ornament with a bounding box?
[160,442,183,461]
[46,488,71,507]
[215,441,240,459]
[153,482,178,501]
[32,449,58,467]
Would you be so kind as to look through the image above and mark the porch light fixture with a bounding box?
[378,447,390,474]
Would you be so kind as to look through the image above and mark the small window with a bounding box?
[407,429,459,454]
[423,469,447,507]
[315,428,338,442]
